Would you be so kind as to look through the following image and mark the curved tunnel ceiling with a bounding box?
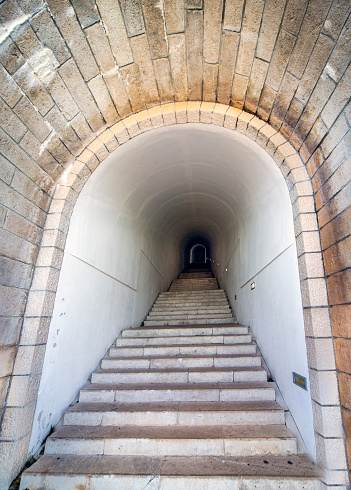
[81,123,292,257]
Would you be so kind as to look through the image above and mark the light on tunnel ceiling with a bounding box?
[217,263,219,266]
[251,282,255,290]
[225,268,228,272]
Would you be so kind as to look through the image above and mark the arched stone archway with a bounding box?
[4,103,347,487]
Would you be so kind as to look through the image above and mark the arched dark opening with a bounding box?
[183,236,211,269]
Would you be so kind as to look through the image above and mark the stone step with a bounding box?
[122,324,249,337]
[152,301,229,308]
[148,310,231,317]
[109,342,256,357]
[20,454,319,489]
[178,272,213,278]
[79,381,275,403]
[63,400,285,427]
[115,334,250,347]
[101,353,262,370]
[92,366,267,384]
[144,317,236,326]
[44,424,297,457]
[150,305,230,312]
[146,313,233,319]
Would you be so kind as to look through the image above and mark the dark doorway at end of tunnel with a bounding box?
[184,237,211,269]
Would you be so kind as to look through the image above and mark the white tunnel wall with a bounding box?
[30,124,315,459]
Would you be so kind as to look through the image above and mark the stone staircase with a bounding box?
[20,267,319,489]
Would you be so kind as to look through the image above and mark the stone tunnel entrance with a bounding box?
[29,122,316,463]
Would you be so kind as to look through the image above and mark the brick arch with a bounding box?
[4,103,348,487]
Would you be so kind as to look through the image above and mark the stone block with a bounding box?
[327,269,351,306]
[59,59,104,133]
[36,245,63,269]
[187,101,201,123]
[161,103,176,126]
[4,210,41,246]
[31,9,70,65]
[104,71,132,119]
[168,34,187,102]
[46,0,99,81]
[324,14,351,84]
[0,37,25,75]
[0,228,38,266]
[0,64,22,108]
[45,73,79,122]
[70,113,95,146]
[85,22,116,74]
[203,63,218,103]
[24,290,56,319]
[88,75,118,125]
[45,108,82,156]
[0,98,27,143]
[295,34,335,105]
[98,129,119,153]
[288,0,333,79]
[256,0,285,62]
[0,403,36,440]
[303,307,332,338]
[42,133,74,169]
[296,231,322,257]
[266,30,296,92]
[298,251,325,282]
[334,337,351,375]
[318,182,351,228]
[223,0,244,32]
[0,316,22,347]
[300,277,329,308]
[236,111,254,134]
[200,102,215,124]
[30,267,60,294]
[142,0,168,59]
[174,101,187,123]
[70,0,100,29]
[282,0,308,36]
[224,107,241,130]
[119,0,145,37]
[270,73,299,129]
[217,31,239,105]
[309,369,340,406]
[0,346,16,378]
[118,64,144,113]
[123,115,141,138]
[186,10,203,100]
[95,0,133,67]
[13,63,54,117]
[331,304,351,340]
[256,122,277,147]
[110,121,130,144]
[321,114,349,159]
[245,58,269,113]
[134,110,153,132]
[0,375,10,409]
[315,433,348,471]
[0,285,27,317]
[164,0,184,34]
[154,58,173,104]
[281,98,304,139]
[257,84,276,121]
[245,115,264,139]
[130,35,159,107]
[13,97,50,143]
[323,235,351,276]
[231,73,248,110]
[204,0,223,63]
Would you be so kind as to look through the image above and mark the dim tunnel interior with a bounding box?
[30,123,316,460]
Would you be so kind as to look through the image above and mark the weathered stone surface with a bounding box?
[322,0,351,41]
[232,74,248,109]
[153,58,173,103]
[96,0,133,67]
[223,0,245,32]
[0,64,22,108]
[203,63,218,103]
[4,210,41,246]
[186,10,203,100]
[142,0,168,59]
[45,106,82,156]
[0,97,27,143]
[31,9,71,65]
[204,0,223,64]
[245,58,269,114]
[104,71,132,118]
[257,84,276,121]
[322,64,351,128]
[266,30,296,92]
[85,22,116,74]
[13,96,50,142]
[0,256,33,290]
[168,34,187,102]
[70,0,100,29]
[0,285,27,317]
[88,75,118,125]
[217,31,239,105]
[46,0,99,81]
[130,35,159,107]
[59,59,104,133]
[270,73,299,129]
[164,0,184,34]
[13,63,54,116]
[119,0,145,37]
[235,0,264,77]
[0,37,25,75]
[120,64,146,113]
[288,0,333,79]
[256,0,286,62]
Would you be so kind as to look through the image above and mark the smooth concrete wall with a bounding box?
[216,149,316,458]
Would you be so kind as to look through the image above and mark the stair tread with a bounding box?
[105,353,261,360]
[112,342,256,349]
[134,323,247,330]
[49,424,295,440]
[66,400,284,413]
[96,366,265,374]
[23,454,318,478]
[83,381,273,391]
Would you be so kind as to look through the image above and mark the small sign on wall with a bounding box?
[293,372,307,390]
